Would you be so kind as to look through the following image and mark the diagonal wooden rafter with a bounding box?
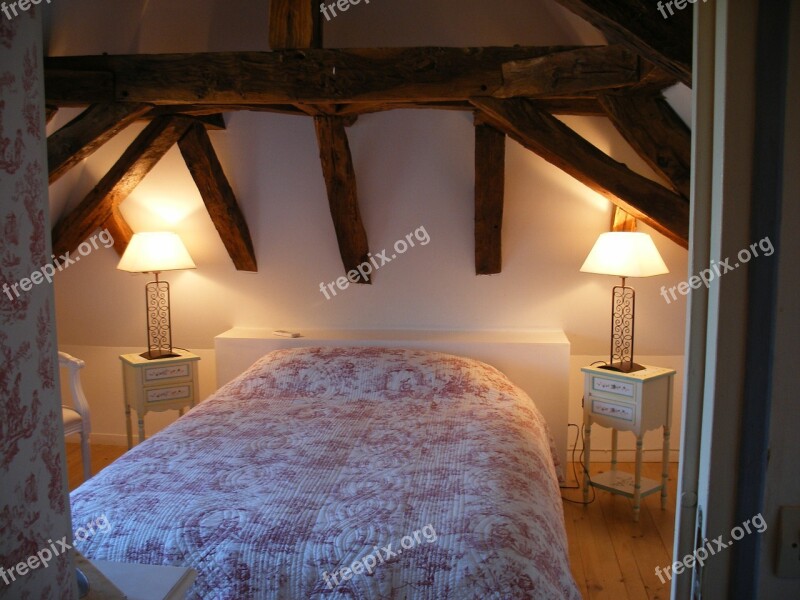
[314,116,371,283]
[551,0,692,87]
[43,45,672,107]
[474,119,506,275]
[51,115,194,257]
[102,205,134,257]
[471,97,689,247]
[47,102,151,184]
[599,92,691,200]
[177,123,257,272]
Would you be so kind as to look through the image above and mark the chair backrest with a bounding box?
[58,351,91,433]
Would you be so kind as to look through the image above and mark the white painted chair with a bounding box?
[59,351,92,481]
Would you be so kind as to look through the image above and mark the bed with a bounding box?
[70,346,580,599]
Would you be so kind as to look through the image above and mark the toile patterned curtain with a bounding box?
[0,6,76,599]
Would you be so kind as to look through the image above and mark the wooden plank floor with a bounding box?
[67,446,677,600]
[561,461,678,600]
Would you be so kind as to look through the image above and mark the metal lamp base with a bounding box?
[139,349,181,360]
[599,361,646,373]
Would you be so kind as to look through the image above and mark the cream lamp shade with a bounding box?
[580,231,668,278]
[117,232,196,273]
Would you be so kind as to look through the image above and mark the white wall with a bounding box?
[47,0,689,454]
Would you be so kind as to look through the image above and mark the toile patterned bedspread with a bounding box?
[70,347,580,599]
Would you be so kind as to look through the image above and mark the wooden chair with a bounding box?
[59,351,92,480]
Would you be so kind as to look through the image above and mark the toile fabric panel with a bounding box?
[0,7,76,599]
[70,347,580,599]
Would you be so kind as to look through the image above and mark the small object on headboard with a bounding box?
[272,330,302,338]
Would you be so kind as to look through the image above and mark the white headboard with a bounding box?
[215,328,570,468]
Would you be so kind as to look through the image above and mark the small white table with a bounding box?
[120,350,200,448]
[582,364,676,521]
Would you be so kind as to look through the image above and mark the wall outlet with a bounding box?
[777,506,800,578]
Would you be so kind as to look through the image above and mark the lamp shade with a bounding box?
[117,232,196,273]
[580,232,668,278]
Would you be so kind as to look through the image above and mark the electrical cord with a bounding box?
[560,402,596,506]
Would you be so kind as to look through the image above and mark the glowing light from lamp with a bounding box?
[117,232,196,274]
[580,232,668,280]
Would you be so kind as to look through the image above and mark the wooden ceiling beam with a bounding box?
[51,116,193,257]
[47,102,151,184]
[499,44,639,97]
[551,0,692,86]
[102,205,133,257]
[177,123,257,272]
[269,0,321,50]
[44,45,668,106]
[474,121,506,275]
[314,116,371,283]
[599,92,691,200]
[471,97,689,247]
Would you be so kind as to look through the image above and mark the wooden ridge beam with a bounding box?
[551,0,692,86]
[47,102,151,184]
[471,97,689,247]
[51,116,193,257]
[474,121,506,275]
[599,92,691,199]
[269,0,321,50]
[177,123,257,272]
[499,44,639,98]
[314,116,371,283]
[44,45,666,106]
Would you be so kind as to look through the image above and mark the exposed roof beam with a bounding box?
[44,45,669,107]
[47,102,150,184]
[52,116,193,257]
[269,0,321,50]
[599,92,691,200]
[474,120,506,275]
[499,44,639,97]
[314,116,371,283]
[177,123,258,272]
[102,205,133,257]
[551,0,692,86]
[471,97,689,247]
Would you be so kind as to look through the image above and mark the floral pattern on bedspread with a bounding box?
[70,347,580,599]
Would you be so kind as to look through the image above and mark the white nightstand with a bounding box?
[581,364,676,521]
[120,350,200,448]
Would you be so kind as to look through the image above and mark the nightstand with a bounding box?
[581,364,676,521]
[120,350,200,448]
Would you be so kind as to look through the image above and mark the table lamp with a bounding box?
[580,231,668,372]
[117,232,196,360]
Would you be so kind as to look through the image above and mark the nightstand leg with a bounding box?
[583,419,592,502]
[661,424,671,509]
[138,416,145,444]
[125,404,133,450]
[633,435,643,522]
[610,429,618,470]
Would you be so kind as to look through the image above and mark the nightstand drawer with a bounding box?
[140,362,193,385]
[587,373,636,402]
[588,396,636,424]
[145,383,193,404]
